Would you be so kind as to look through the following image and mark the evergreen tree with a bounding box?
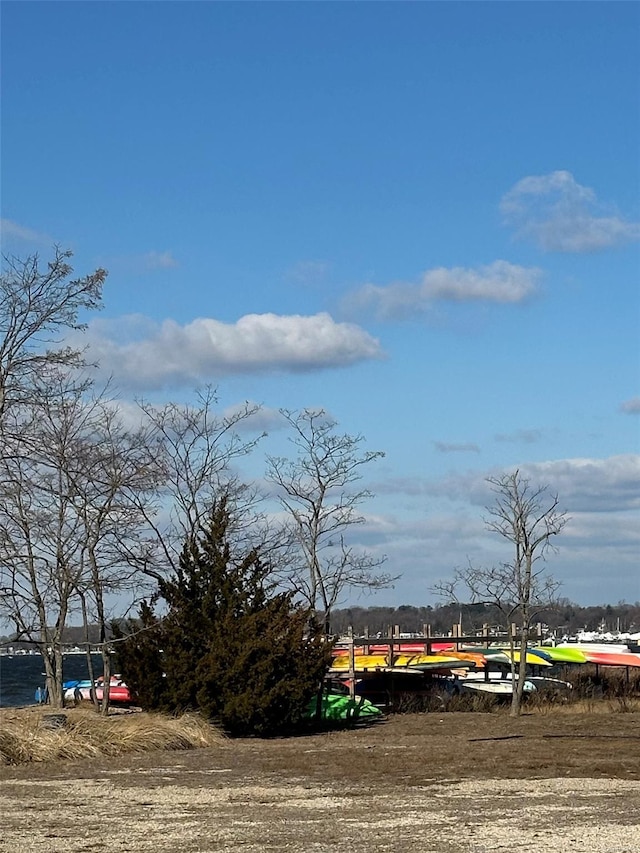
[116,497,332,735]
[112,600,167,710]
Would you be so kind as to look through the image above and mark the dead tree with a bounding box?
[266,409,393,634]
[435,469,567,716]
[0,248,105,423]
[127,388,268,581]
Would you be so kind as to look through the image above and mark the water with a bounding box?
[0,654,105,707]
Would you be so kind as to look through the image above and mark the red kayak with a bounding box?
[94,684,132,703]
[332,642,456,656]
[584,651,640,668]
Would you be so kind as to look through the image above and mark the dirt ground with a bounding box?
[1,711,640,853]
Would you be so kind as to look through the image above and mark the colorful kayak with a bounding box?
[63,675,132,703]
[303,693,382,722]
[332,642,459,656]
[482,649,552,667]
[530,646,588,664]
[557,643,633,655]
[582,651,640,668]
[329,653,475,672]
[444,650,488,667]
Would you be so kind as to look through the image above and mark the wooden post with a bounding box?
[423,623,431,653]
[348,626,356,700]
[363,625,369,655]
[387,625,400,666]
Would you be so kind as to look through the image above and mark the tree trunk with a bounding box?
[101,645,112,715]
[511,623,529,717]
[80,594,100,710]
[42,645,65,709]
[508,624,519,717]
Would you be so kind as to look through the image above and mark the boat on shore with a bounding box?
[460,679,537,697]
[62,675,132,705]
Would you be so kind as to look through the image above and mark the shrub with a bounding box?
[115,498,333,736]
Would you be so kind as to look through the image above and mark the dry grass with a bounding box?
[1,712,639,853]
[527,694,640,715]
[0,708,225,766]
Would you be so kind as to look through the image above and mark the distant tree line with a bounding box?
[4,598,638,650]
[329,600,640,638]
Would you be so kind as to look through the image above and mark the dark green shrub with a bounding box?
[112,600,168,709]
[115,497,333,736]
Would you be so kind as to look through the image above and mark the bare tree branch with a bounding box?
[0,248,106,422]
[266,409,394,633]
[434,469,568,716]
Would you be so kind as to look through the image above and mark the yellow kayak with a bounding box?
[486,649,553,666]
[330,653,473,672]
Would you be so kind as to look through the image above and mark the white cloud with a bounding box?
[102,398,148,432]
[519,455,640,512]
[620,397,640,415]
[343,261,540,320]
[0,218,53,246]
[363,455,640,605]
[501,170,640,252]
[221,403,286,433]
[373,454,640,514]
[82,312,383,390]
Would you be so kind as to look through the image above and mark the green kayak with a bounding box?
[530,646,587,664]
[304,692,382,722]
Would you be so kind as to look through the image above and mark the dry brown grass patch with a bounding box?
[528,695,640,715]
[0,708,225,766]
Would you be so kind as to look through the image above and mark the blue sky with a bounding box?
[2,2,639,607]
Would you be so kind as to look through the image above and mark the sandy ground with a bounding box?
[1,711,639,853]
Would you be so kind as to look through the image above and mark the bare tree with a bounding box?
[0,373,158,710]
[0,377,94,707]
[127,388,268,580]
[435,469,567,716]
[0,248,105,423]
[265,409,393,634]
[67,400,159,713]
[0,248,110,706]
